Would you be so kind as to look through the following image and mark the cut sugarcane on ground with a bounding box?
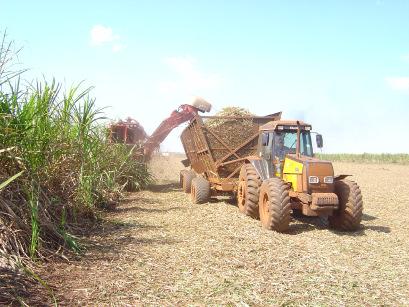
[36,154,409,306]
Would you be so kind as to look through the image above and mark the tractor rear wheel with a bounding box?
[258,178,291,232]
[191,177,210,204]
[329,179,363,231]
[182,170,196,193]
[237,164,261,219]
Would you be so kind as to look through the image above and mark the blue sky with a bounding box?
[1,0,408,153]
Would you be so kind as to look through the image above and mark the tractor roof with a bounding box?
[260,120,311,131]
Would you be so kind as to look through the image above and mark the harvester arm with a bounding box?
[143,99,211,158]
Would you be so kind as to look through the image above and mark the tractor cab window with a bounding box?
[261,132,269,146]
[301,131,314,156]
[259,132,273,159]
[273,130,313,160]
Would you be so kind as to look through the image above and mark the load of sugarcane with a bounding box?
[204,106,259,161]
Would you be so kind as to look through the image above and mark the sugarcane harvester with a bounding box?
[143,99,211,158]
[179,112,363,233]
[108,98,212,160]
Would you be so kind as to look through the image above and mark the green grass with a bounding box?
[0,32,152,261]
[316,153,409,164]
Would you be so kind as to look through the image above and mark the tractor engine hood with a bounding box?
[304,159,334,193]
[284,155,335,193]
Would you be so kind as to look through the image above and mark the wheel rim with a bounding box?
[237,180,246,210]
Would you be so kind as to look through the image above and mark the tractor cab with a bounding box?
[257,120,324,176]
[258,120,315,160]
[253,120,336,209]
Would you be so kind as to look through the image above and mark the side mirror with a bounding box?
[316,134,323,148]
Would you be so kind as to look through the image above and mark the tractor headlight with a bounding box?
[324,176,334,184]
[308,176,319,184]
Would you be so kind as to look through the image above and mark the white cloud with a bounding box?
[385,77,409,91]
[159,56,223,95]
[90,25,119,46]
[112,44,125,53]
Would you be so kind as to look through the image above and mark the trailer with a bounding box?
[180,112,282,202]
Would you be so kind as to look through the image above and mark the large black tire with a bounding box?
[237,164,261,219]
[329,179,363,231]
[258,178,291,232]
[182,170,196,193]
[191,177,210,204]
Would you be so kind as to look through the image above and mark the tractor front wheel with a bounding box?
[237,164,261,219]
[258,178,291,232]
[329,179,363,231]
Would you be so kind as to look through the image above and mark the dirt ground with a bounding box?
[40,154,409,306]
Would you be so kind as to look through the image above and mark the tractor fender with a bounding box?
[246,156,275,181]
[334,174,351,181]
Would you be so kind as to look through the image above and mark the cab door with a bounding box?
[253,132,275,179]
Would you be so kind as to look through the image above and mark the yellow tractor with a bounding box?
[238,120,363,232]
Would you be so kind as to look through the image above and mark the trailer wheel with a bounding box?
[237,164,261,219]
[182,170,196,193]
[258,178,291,232]
[191,177,210,204]
[179,170,187,188]
[329,179,363,231]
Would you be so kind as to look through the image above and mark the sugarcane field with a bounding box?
[1,3,409,306]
